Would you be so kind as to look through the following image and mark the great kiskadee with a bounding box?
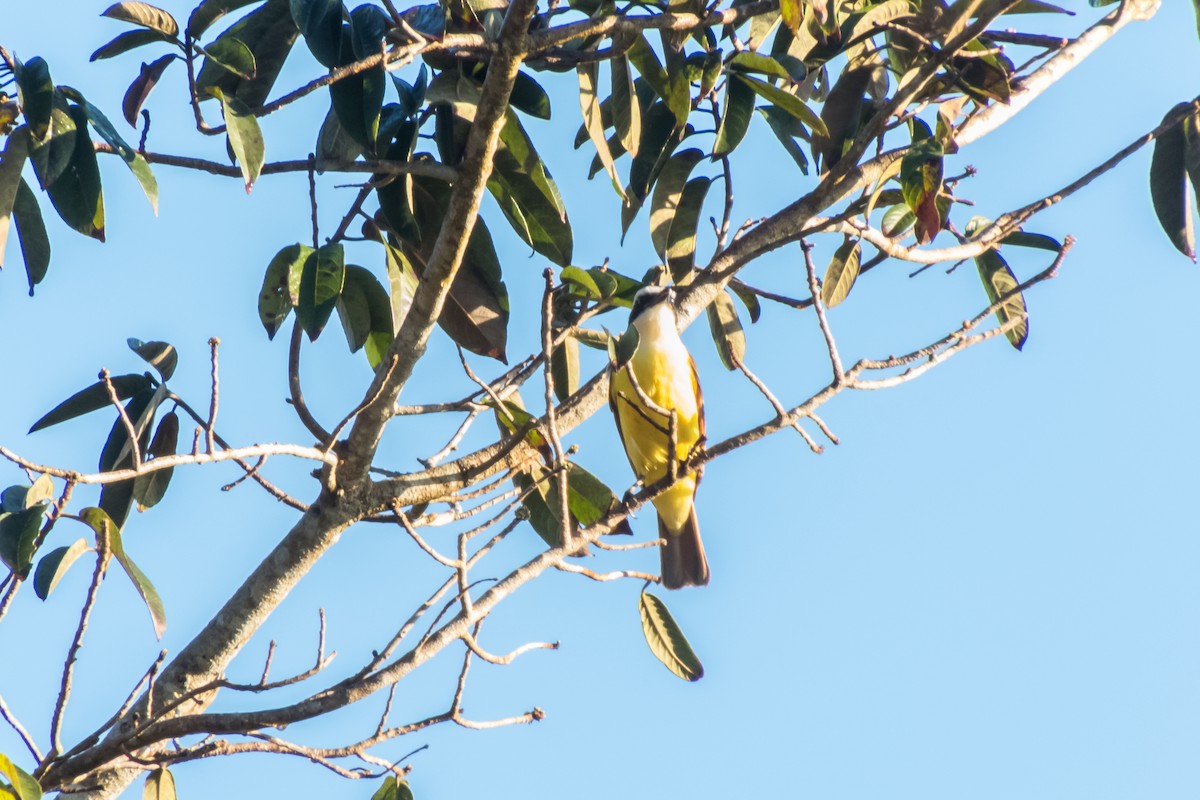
[609,285,709,589]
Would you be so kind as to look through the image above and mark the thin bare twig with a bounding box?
[206,338,220,454]
[0,692,42,762]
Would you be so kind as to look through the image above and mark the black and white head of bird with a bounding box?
[629,285,676,326]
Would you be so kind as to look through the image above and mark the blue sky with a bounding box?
[2,2,1200,799]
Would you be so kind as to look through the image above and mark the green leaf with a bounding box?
[195,0,298,108]
[659,34,690,129]
[200,36,257,80]
[132,410,179,512]
[729,281,762,324]
[127,338,178,382]
[821,237,861,309]
[900,137,944,244]
[816,65,873,171]
[44,104,105,241]
[706,288,745,370]
[78,506,167,638]
[0,754,41,800]
[12,178,50,293]
[336,265,394,366]
[14,57,54,141]
[650,148,704,260]
[578,61,624,198]
[374,120,419,239]
[33,538,90,600]
[103,2,180,37]
[369,775,414,800]
[639,591,704,681]
[0,505,47,578]
[91,29,175,61]
[258,243,311,338]
[489,110,573,265]
[2,476,55,513]
[975,249,1028,351]
[290,0,344,69]
[611,54,641,157]
[713,75,754,157]
[211,87,264,192]
[779,0,802,35]
[510,70,551,120]
[142,767,177,800]
[625,101,686,238]
[297,243,346,341]
[29,374,153,433]
[0,128,31,269]
[881,204,915,237]
[626,34,671,111]
[665,177,712,281]
[1150,103,1195,260]
[757,106,809,174]
[1002,230,1062,251]
[727,52,796,82]
[550,335,579,403]
[59,85,159,213]
[188,0,264,38]
[384,241,418,331]
[560,265,601,299]
[734,74,827,140]
[122,54,175,127]
[28,99,77,191]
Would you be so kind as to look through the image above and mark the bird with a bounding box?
[609,285,709,589]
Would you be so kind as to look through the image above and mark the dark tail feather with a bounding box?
[659,508,709,589]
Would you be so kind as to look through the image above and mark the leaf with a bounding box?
[900,137,944,244]
[706,288,745,370]
[404,175,509,362]
[727,52,796,82]
[200,36,257,80]
[639,591,703,681]
[578,62,624,198]
[0,754,41,800]
[90,29,175,61]
[42,104,104,241]
[210,87,264,192]
[14,57,54,141]
[510,70,551,120]
[12,178,50,293]
[29,374,153,433]
[713,75,754,156]
[370,775,414,800]
[821,237,861,308]
[297,243,346,341]
[758,107,809,173]
[550,335,579,403]
[78,507,167,638]
[665,177,712,281]
[336,265,394,366]
[291,0,344,68]
[122,54,175,127]
[143,767,177,800]
[734,74,827,139]
[384,241,418,332]
[1150,103,1195,260]
[33,538,90,600]
[258,243,311,338]
[0,128,30,270]
[103,2,180,37]
[127,338,178,382]
[881,203,915,237]
[188,0,264,38]
[489,110,573,265]
[28,99,77,191]
[975,249,1028,351]
[374,121,419,240]
[59,85,159,213]
[649,148,704,260]
[611,54,641,157]
[0,505,47,578]
[779,0,802,35]
[97,385,163,529]
[626,34,671,110]
[729,281,762,323]
[816,65,873,171]
[196,0,299,108]
[1002,230,1062,251]
[560,265,601,299]
[624,101,686,238]
[132,411,179,512]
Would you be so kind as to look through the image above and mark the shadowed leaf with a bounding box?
[1150,103,1196,260]
[650,148,704,260]
[258,243,311,338]
[665,177,712,281]
[639,591,704,681]
[44,105,105,241]
[123,54,175,127]
[195,0,298,108]
[611,54,640,156]
[706,288,745,370]
[0,505,47,578]
[143,767,177,800]
[578,61,624,198]
[91,29,174,61]
[0,128,30,269]
[713,75,754,156]
[976,249,1028,350]
[29,374,153,433]
[188,0,263,38]
[201,35,257,79]
[821,237,861,308]
[14,57,54,141]
[79,507,167,639]
[33,538,90,600]
[103,2,180,37]
[297,243,346,341]
[12,178,50,293]
[127,338,178,382]
[133,410,179,511]
[60,85,159,213]
[551,335,580,402]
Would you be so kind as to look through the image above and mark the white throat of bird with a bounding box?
[632,300,680,344]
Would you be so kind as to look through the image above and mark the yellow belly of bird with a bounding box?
[610,343,701,534]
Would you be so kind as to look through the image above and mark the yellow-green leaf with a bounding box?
[639,591,704,681]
